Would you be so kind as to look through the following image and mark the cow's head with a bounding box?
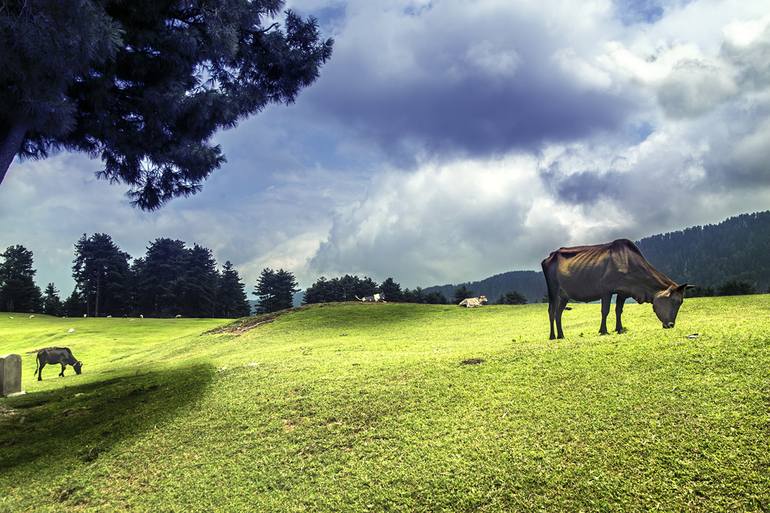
[73,361,83,375]
[479,295,488,304]
[653,284,688,328]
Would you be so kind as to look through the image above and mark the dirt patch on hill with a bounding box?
[207,304,321,335]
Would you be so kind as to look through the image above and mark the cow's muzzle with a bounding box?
[662,322,674,329]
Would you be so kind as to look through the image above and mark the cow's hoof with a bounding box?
[599,331,609,336]
[616,328,626,334]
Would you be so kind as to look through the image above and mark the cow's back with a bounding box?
[39,347,73,364]
[548,240,636,301]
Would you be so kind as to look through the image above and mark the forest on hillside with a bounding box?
[425,211,770,302]
[636,211,770,293]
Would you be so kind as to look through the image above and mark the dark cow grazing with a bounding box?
[541,239,691,339]
[34,347,83,381]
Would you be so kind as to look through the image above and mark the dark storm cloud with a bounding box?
[300,1,637,166]
[546,168,619,204]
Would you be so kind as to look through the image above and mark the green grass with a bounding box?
[1,297,768,512]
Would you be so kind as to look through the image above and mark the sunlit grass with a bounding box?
[1,297,768,512]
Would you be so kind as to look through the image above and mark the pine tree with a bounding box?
[43,283,63,316]
[0,1,333,209]
[180,244,219,317]
[402,287,425,303]
[303,276,330,304]
[217,261,250,318]
[62,289,84,317]
[380,277,403,302]
[498,291,527,305]
[424,291,448,304]
[0,245,43,312]
[133,238,189,316]
[73,233,131,317]
[254,268,298,313]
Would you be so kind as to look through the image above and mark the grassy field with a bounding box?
[0,297,768,512]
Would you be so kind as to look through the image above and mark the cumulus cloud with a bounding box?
[309,0,770,286]
[310,155,635,286]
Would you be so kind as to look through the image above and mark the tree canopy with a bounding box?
[73,233,132,316]
[0,245,43,312]
[497,291,527,305]
[0,0,332,209]
[254,268,298,313]
[42,282,64,316]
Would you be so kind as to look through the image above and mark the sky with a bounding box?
[1,0,770,293]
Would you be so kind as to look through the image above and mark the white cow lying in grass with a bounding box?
[458,296,488,308]
[356,293,385,302]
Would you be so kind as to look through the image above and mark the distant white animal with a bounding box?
[355,293,385,302]
[68,328,76,333]
[175,314,182,318]
[140,314,144,319]
[458,296,488,308]
[83,314,87,318]
[29,315,35,318]
[9,316,14,319]
[107,315,112,318]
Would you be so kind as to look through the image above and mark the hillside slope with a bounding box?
[1,300,768,512]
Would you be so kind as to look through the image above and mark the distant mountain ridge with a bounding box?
[423,211,770,302]
[423,271,545,304]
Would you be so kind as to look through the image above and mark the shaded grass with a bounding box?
[1,298,769,512]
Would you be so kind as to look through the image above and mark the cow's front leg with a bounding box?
[38,362,45,381]
[615,294,627,333]
[59,363,66,377]
[599,294,611,335]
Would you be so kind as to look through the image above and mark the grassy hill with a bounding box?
[1,298,768,512]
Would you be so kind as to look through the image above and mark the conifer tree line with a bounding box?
[4,211,769,315]
[301,275,450,304]
[0,235,251,318]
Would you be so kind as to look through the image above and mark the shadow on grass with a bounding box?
[0,364,214,471]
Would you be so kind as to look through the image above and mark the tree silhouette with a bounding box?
[0,1,333,209]
[43,283,63,316]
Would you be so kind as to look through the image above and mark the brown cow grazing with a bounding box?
[541,239,691,339]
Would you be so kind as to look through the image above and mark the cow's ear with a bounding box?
[675,283,688,293]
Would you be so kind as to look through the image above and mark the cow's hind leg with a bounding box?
[615,294,627,333]
[38,362,45,381]
[599,294,611,335]
[555,295,569,339]
[543,264,561,340]
[547,300,556,340]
